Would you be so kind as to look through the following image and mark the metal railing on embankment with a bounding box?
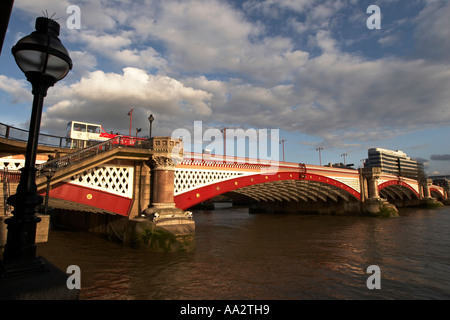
[0,169,21,183]
[1,168,20,216]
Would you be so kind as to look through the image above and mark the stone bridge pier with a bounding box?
[140,137,194,251]
[361,167,399,217]
[107,137,195,252]
[422,179,432,199]
[420,178,444,207]
[143,137,194,224]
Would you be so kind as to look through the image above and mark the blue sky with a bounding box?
[1,0,450,175]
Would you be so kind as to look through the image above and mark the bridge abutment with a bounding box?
[418,179,444,208]
[106,216,195,253]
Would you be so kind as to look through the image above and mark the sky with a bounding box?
[0,0,449,175]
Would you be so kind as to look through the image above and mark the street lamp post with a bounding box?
[1,17,72,267]
[221,128,227,158]
[148,114,154,139]
[316,147,323,166]
[280,139,286,162]
[341,153,348,166]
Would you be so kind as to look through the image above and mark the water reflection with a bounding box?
[37,205,450,299]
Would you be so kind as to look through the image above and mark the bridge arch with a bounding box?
[430,186,445,201]
[378,180,420,201]
[174,171,361,210]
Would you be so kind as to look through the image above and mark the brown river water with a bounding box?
[37,203,450,300]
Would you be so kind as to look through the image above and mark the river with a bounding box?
[37,203,450,300]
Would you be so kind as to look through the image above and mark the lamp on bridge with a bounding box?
[1,16,72,279]
[148,114,155,139]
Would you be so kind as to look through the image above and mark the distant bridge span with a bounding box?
[172,152,431,211]
[174,153,362,210]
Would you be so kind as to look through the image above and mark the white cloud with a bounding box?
[291,52,450,137]
[13,0,71,19]
[141,0,260,72]
[126,0,309,84]
[112,48,168,71]
[179,40,450,145]
[413,0,450,63]
[67,50,97,78]
[75,31,133,52]
[378,35,398,47]
[243,0,314,16]
[0,75,31,103]
[41,67,213,134]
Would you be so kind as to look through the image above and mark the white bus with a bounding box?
[66,121,107,148]
[66,121,145,149]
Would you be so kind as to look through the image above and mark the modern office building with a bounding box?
[364,148,425,180]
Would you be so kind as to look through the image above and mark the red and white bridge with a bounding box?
[174,152,446,211]
[1,135,447,219]
[174,152,362,210]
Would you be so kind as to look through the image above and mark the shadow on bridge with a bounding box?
[1,128,153,217]
[34,136,152,191]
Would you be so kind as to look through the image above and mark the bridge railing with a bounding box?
[182,151,284,166]
[36,135,150,177]
[0,122,77,149]
[181,151,308,176]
